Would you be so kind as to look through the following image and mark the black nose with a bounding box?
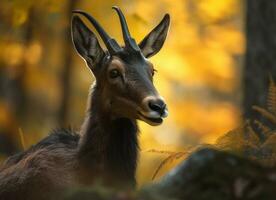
[148,99,166,115]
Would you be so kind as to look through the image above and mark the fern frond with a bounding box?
[151,154,175,180]
[253,120,270,133]
[267,76,276,114]
[150,150,190,180]
[246,120,258,138]
[146,149,177,155]
[252,105,276,124]
[253,119,272,140]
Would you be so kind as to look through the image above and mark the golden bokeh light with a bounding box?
[0,0,244,186]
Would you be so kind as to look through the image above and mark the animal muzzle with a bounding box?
[138,96,168,125]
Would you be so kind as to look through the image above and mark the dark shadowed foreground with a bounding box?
[62,148,276,200]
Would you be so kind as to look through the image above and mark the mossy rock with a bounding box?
[140,148,276,200]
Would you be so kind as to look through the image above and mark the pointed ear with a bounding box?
[71,16,104,69]
[139,14,170,58]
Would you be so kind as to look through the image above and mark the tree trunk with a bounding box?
[58,0,79,127]
[0,8,37,155]
[244,0,276,122]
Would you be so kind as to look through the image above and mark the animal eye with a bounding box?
[109,69,120,79]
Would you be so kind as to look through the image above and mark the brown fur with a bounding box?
[0,141,77,200]
[0,7,170,200]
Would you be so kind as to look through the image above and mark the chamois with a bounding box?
[0,6,170,200]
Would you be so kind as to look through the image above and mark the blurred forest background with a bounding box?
[0,0,245,185]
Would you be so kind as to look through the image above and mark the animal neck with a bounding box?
[77,83,139,188]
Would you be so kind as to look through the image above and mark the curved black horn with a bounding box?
[73,10,122,54]
[112,6,140,51]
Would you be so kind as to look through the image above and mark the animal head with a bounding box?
[71,6,170,126]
